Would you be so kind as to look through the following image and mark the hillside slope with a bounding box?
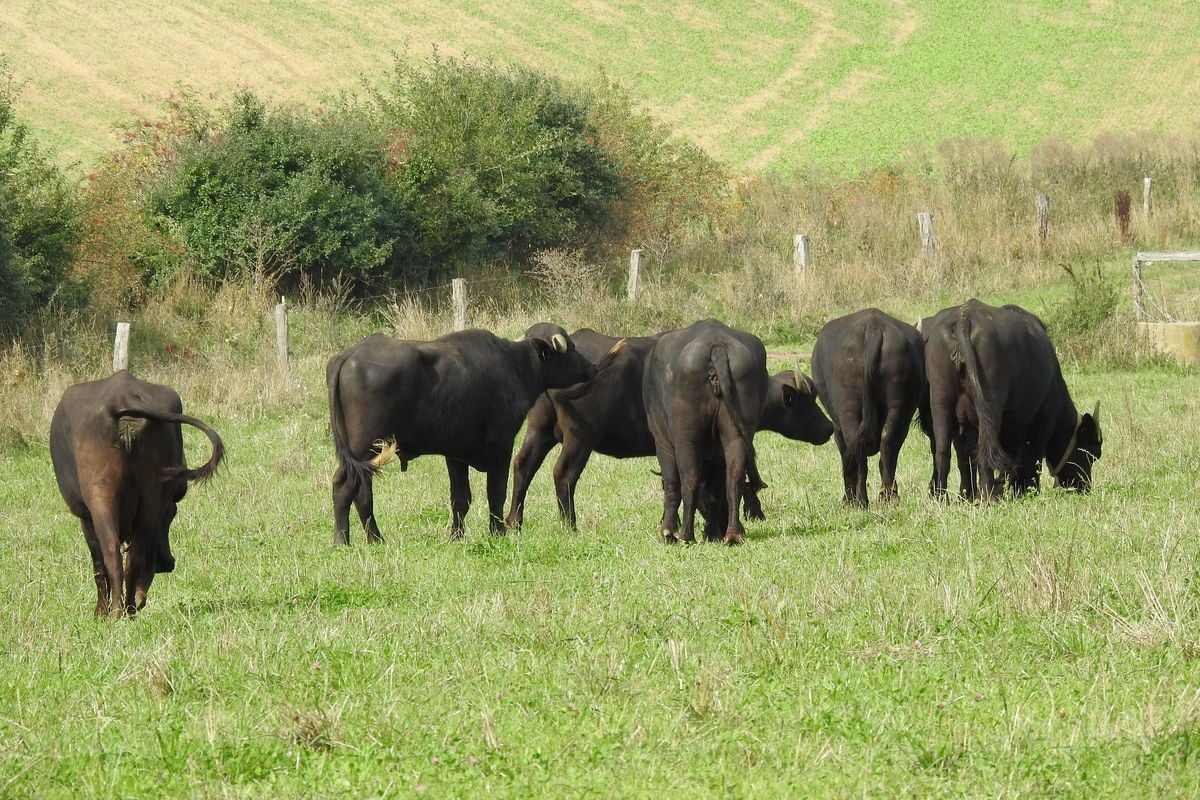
[3,1,1198,173]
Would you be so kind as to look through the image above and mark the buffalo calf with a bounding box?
[50,371,224,618]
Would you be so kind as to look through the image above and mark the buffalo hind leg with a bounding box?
[878,407,913,505]
[675,440,704,544]
[721,437,749,546]
[655,447,682,543]
[89,503,125,620]
[354,475,384,543]
[506,425,558,529]
[332,465,355,545]
[553,438,593,530]
[81,519,109,617]
[446,458,472,540]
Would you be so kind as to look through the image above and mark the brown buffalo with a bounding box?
[50,370,224,618]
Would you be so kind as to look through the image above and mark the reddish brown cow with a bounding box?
[50,371,224,618]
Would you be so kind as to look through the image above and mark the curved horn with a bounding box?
[1092,400,1102,443]
[551,333,569,353]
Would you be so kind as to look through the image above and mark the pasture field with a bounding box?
[3,1,1200,172]
[2,340,1198,797]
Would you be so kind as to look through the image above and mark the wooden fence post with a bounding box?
[1143,176,1153,218]
[274,297,289,382]
[112,322,130,372]
[917,212,936,256]
[627,248,643,302]
[452,278,467,331]
[1035,193,1051,243]
[792,234,811,274]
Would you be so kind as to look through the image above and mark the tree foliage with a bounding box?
[0,65,81,332]
[373,54,624,270]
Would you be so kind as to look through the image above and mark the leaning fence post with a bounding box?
[452,278,467,331]
[792,234,811,274]
[1035,193,1051,244]
[627,248,643,302]
[1132,255,1144,321]
[917,212,936,256]
[274,296,289,382]
[1143,176,1153,218]
[112,322,130,372]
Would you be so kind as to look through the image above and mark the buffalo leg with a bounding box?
[878,406,913,505]
[89,502,125,620]
[332,465,355,545]
[486,458,509,535]
[720,436,749,546]
[81,519,109,617]
[675,439,703,544]
[124,535,155,615]
[505,424,559,529]
[930,414,956,501]
[655,447,681,543]
[552,438,593,529]
[446,458,472,539]
[835,428,868,508]
[353,475,384,543]
[742,460,766,521]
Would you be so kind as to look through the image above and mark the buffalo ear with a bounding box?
[531,338,552,362]
[781,383,797,408]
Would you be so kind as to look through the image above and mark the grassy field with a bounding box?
[3,1,1200,172]
[2,316,1198,796]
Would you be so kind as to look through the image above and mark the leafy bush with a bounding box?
[373,54,623,269]
[146,92,410,290]
[0,65,81,333]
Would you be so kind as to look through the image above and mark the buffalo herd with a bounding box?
[50,298,1102,616]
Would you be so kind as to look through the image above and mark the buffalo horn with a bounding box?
[551,333,569,353]
[1093,400,1102,443]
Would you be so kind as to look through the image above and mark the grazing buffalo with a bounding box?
[510,326,833,530]
[644,319,769,545]
[50,371,224,618]
[505,327,631,529]
[812,308,925,507]
[920,299,1102,499]
[327,327,595,543]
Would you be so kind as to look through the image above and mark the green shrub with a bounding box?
[373,54,623,269]
[0,64,81,333]
[145,91,410,289]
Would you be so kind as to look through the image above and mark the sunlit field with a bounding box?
[2,343,1197,796]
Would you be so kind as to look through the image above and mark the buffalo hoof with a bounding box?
[723,532,743,546]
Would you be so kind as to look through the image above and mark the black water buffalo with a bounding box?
[920,299,1102,499]
[644,319,769,545]
[327,327,595,543]
[50,371,224,618]
[505,327,630,529]
[812,308,925,507]
[527,327,831,529]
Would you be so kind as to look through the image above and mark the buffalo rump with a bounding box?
[50,370,224,618]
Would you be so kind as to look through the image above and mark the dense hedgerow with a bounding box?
[0,64,81,333]
[76,57,726,303]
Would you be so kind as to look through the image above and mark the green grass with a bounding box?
[2,350,1198,797]
[3,1,1199,172]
